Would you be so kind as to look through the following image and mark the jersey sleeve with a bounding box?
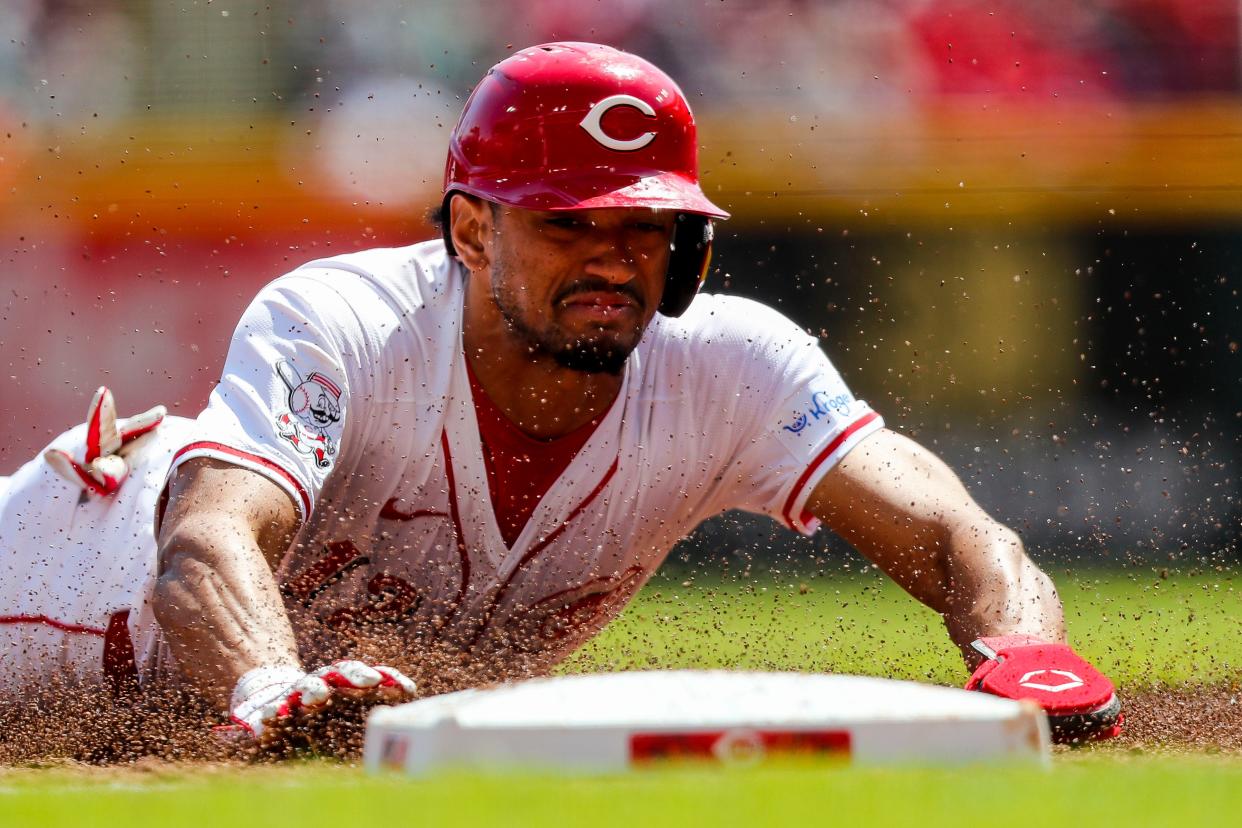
[696,296,884,536]
[167,271,363,521]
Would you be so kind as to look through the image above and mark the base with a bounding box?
[363,670,1049,774]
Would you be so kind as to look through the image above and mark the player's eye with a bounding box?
[545,216,584,230]
[633,221,668,233]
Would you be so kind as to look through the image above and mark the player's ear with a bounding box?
[448,193,491,271]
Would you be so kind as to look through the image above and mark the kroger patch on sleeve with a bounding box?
[773,386,873,460]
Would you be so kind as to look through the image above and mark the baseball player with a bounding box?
[0,42,1120,745]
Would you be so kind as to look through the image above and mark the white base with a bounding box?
[363,670,1049,774]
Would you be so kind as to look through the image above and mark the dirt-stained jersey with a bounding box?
[0,416,200,694]
[168,240,883,681]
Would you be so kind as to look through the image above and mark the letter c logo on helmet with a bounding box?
[579,94,657,152]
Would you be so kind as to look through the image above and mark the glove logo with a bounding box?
[1018,669,1084,693]
[579,94,657,151]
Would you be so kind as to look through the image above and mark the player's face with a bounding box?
[487,205,675,374]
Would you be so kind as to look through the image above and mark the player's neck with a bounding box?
[463,304,623,441]
[464,348,622,440]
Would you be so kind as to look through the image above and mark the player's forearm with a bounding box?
[810,430,1068,669]
[153,522,301,707]
[937,520,1066,666]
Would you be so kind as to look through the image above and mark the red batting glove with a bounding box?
[965,635,1123,744]
[43,386,166,496]
[229,661,418,741]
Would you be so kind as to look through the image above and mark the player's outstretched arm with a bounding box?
[808,427,1121,743]
[153,458,418,745]
[153,457,302,707]
[806,427,1065,666]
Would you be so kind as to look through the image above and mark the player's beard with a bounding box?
[489,261,647,376]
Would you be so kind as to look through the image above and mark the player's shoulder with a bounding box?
[652,292,818,357]
[245,239,462,339]
[637,294,838,434]
[296,238,451,280]
[287,238,458,309]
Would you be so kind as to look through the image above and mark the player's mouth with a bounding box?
[557,290,643,325]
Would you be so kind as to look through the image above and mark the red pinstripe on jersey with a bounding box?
[467,457,620,646]
[102,609,138,696]
[0,615,105,636]
[781,411,881,529]
[441,429,473,611]
[171,440,311,517]
[0,610,139,696]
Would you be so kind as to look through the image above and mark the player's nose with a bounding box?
[583,237,640,285]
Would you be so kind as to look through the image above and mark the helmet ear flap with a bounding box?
[658,215,714,318]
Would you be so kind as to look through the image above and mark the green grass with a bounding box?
[3,566,1242,826]
[565,565,1242,687]
[5,758,1242,827]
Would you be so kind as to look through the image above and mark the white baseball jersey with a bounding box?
[170,240,883,678]
[0,238,882,691]
[0,416,199,695]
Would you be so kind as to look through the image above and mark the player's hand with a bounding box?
[43,386,166,496]
[965,635,1122,745]
[229,661,418,749]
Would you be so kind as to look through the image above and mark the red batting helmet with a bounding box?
[442,41,729,317]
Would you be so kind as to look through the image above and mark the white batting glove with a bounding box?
[229,661,418,740]
[43,386,166,496]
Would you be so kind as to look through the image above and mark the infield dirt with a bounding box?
[3,568,1238,766]
[1109,684,1242,754]
[0,681,1237,768]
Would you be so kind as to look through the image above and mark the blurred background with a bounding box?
[1,0,1238,567]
